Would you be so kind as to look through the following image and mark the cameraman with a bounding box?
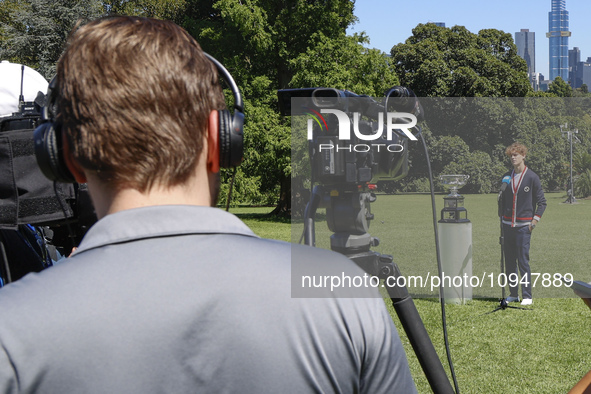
[0,17,416,393]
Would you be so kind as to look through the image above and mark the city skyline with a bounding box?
[347,0,591,82]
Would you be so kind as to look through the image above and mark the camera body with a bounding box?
[0,95,96,250]
[278,87,420,187]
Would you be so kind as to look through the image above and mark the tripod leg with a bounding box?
[385,262,455,394]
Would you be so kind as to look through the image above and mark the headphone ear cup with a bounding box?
[218,109,244,168]
[218,109,232,169]
[33,122,76,183]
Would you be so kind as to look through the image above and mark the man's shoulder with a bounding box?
[527,168,541,178]
[524,168,543,184]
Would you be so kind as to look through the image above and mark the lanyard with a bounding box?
[510,167,527,227]
[511,167,527,194]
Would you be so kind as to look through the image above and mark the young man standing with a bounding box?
[0,17,416,393]
[500,142,547,306]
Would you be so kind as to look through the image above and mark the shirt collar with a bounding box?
[73,205,258,255]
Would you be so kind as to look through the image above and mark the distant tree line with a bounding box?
[389,23,591,197]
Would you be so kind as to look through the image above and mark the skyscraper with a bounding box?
[569,47,581,88]
[547,0,571,82]
[515,29,535,76]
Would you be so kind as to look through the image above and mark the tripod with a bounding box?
[489,192,529,313]
[304,185,455,394]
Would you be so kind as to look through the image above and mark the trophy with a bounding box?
[439,174,470,222]
[438,174,472,304]
[440,174,470,198]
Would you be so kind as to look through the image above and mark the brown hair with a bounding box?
[505,142,528,157]
[57,16,224,191]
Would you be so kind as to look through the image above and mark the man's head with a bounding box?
[57,16,225,192]
[506,142,527,170]
[505,142,527,158]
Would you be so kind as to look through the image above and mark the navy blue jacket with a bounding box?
[501,167,547,226]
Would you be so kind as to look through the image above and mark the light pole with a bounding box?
[560,123,578,204]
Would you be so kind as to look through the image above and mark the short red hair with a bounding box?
[505,142,528,157]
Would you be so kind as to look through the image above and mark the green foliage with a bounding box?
[104,0,187,23]
[5,2,591,210]
[390,23,532,97]
[7,1,99,71]
[574,151,591,173]
[0,0,103,78]
[441,150,505,193]
[0,0,20,43]
[185,0,396,213]
[400,98,591,194]
[574,169,591,198]
[289,32,399,96]
[547,76,572,97]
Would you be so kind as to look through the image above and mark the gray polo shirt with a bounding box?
[0,205,416,393]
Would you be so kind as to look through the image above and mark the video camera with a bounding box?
[278,86,422,188]
[0,67,96,284]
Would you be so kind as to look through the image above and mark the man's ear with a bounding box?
[62,133,87,183]
[206,110,220,174]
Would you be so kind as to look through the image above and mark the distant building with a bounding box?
[569,47,582,88]
[433,22,446,28]
[530,73,541,91]
[582,62,591,89]
[547,0,571,82]
[536,73,551,91]
[515,29,536,89]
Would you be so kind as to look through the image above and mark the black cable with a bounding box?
[225,167,237,212]
[419,129,460,394]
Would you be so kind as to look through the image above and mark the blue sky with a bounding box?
[347,0,591,79]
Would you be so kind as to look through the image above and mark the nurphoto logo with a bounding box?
[306,108,417,153]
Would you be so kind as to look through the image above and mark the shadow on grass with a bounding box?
[233,212,291,224]
[234,212,329,225]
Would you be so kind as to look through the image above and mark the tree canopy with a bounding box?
[390,23,532,97]
[0,0,103,78]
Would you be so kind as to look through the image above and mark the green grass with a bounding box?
[229,195,591,393]
[228,206,292,240]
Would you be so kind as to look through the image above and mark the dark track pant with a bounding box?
[503,224,532,299]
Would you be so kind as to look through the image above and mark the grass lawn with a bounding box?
[229,194,591,393]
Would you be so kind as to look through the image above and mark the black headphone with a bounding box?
[33,52,244,183]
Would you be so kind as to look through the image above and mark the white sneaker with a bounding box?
[506,296,520,303]
[521,298,533,306]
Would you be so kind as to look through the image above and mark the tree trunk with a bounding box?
[270,174,291,217]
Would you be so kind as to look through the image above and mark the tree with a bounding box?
[290,32,398,97]
[574,169,591,198]
[441,150,505,194]
[0,0,21,44]
[390,23,532,97]
[547,76,572,97]
[184,0,387,216]
[0,0,103,79]
[103,0,187,23]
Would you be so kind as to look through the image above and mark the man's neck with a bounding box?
[513,163,526,174]
[85,171,215,219]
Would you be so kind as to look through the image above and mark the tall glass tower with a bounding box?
[515,29,535,76]
[547,0,571,82]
